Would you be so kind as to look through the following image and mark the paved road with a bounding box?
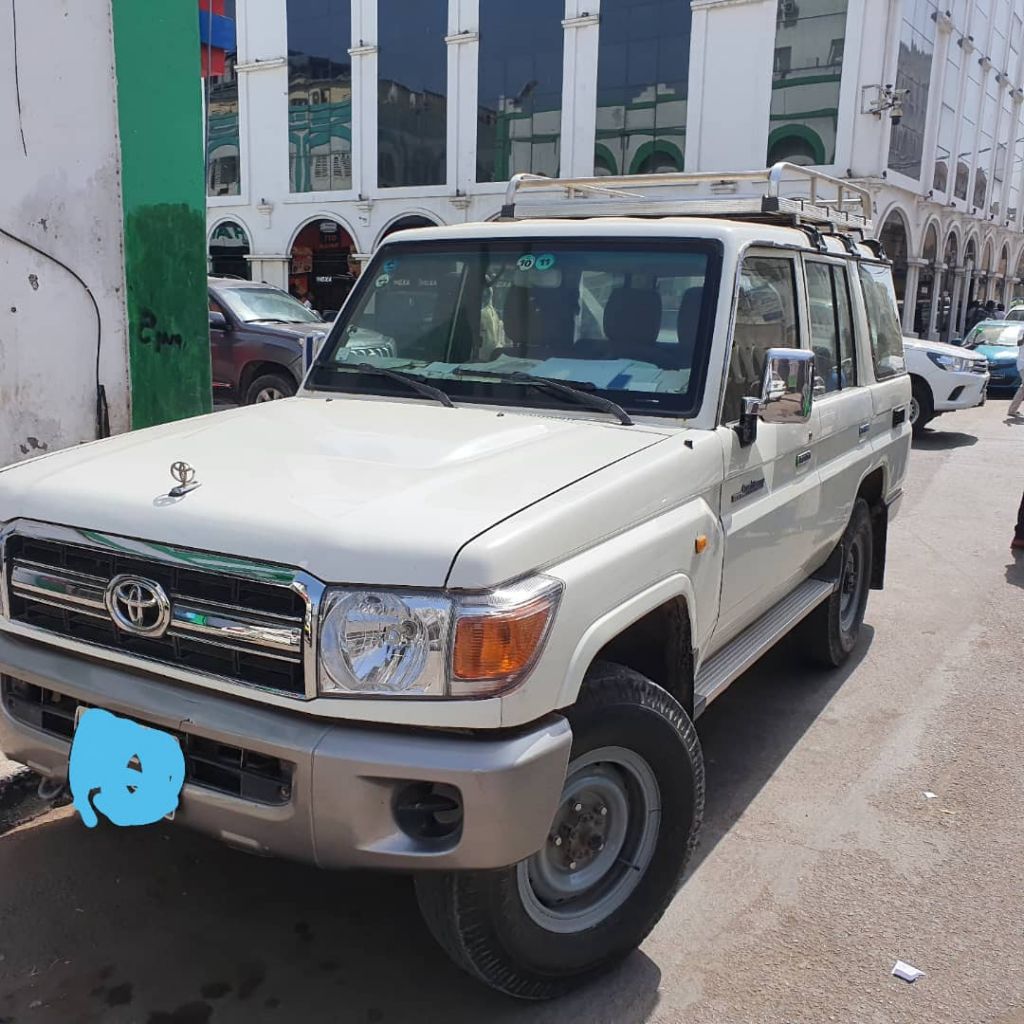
[1,400,1022,1024]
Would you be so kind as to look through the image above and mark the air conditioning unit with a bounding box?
[778,0,800,27]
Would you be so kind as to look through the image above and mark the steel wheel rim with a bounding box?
[909,395,919,425]
[517,746,661,934]
[839,533,866,633]
[255,386,285,403]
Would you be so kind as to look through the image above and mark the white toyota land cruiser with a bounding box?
[0,166,910,999]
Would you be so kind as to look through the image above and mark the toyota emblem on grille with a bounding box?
[104,575,172,637]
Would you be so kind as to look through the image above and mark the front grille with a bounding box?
[2,677,294,805]
[4,533,310,697]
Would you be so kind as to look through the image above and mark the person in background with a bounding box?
[985,299,998,319]
[1007,335,1024,418]
[1013,489,1024,551]
[996,302,1006,317]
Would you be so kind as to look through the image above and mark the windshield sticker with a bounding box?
[383,258,399,273]
[375,273,391,289]
[535,253,556,272]
[516,254,536,272]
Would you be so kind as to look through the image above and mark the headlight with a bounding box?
[318,576,562,698]
[927,352,969,372]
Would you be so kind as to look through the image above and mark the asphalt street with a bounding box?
[1,398,1022,1024]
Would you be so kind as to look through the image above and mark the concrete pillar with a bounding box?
[245,255,290,290]
[956,266,972,339]
[927,262,944,340]
[946,264,965,343]
[902,259,925,335]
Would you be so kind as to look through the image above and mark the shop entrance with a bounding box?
[289,219,355,318]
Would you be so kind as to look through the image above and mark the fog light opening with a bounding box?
[393,782,463,843]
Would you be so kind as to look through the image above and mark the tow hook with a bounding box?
[37,776,67,802]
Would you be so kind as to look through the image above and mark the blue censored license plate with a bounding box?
[69,707,185,829]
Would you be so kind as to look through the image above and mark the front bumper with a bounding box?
[932,370,988,412]
[986,366,1022,390]
[0,632,572,871]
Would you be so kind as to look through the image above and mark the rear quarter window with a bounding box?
[858,264,906,380]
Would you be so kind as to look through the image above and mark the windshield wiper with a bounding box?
[453,369,633,426]
[246,318,297,324]
[326,362,454,407]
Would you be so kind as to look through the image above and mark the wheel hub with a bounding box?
[516,746,661,934]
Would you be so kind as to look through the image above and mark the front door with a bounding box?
[714,253,822,646]
[209,296,233,391]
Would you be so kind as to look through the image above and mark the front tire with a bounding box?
[910,377,933,437]
[415,663,704,1000]
[798,497,874,668]
[244,372,296,405]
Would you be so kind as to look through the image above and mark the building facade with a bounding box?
[206,0,1024,338]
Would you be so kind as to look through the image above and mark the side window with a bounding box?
[858,263,906,380]
[805,261,857,393]
[722,256,799,423]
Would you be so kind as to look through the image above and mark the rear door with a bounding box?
[856,262,912,499]
[803,256,875,555]
[714,252,822,645]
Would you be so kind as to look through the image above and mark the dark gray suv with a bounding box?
[207,278,326,404]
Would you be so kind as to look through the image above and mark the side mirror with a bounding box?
[209,310,228,330]
[737,348,815,446]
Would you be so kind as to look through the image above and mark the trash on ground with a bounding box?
[892,960,925,983]
[923,791,938,800]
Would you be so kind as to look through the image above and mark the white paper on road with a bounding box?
[892,960,925,982]
[924,791,938,800]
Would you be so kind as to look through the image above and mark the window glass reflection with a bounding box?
[768,0,848,166]
[888,0,937,180]
[287,0,353,194]
[378,0,448,188]
[205,0,240,197]
[477,2,564,182]
[594,0,690,176]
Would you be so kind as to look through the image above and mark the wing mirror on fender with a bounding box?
[736,348,815,447]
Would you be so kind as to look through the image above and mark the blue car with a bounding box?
[961,320,1024,391]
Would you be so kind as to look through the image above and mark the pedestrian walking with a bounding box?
[1007,337,1024,417]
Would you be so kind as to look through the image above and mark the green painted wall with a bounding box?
[112,0,212,429]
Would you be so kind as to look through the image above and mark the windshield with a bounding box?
[309,239,721,417]
[218,286,323,324]
[967,323,1024,347]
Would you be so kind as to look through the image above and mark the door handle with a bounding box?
[858,422,871,437]
[795,450,812,468]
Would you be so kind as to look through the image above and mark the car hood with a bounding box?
[0,397,665,587]
[973,344,1019,362]
[904,337,979,359]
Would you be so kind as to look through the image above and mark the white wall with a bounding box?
[0,1,130,468]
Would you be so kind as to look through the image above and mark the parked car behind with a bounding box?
[208,277,326,404]
[961,319,1024,392]
[903,336,989,436]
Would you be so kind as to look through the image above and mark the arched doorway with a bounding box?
[209,220,251,279]
[938,231,958,338]
[378,215,439,244]
[289,218,355,318]
[879,210,910,320]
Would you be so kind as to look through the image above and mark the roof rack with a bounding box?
[500,163,874,234]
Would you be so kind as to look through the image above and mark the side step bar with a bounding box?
[693,578,835,716]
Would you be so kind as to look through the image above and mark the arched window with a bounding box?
[208,221,251,279]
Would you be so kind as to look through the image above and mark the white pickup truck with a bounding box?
[0,166,910,999]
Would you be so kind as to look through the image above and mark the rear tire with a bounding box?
[910,377,933,437]
[415,663,704,1000]
[798,498,874,668]
[244,372,296,405]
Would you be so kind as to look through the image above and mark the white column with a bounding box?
[560,3,601,176]
[902,258,925,334]
[446,0,479,196]
[350,0,379,200]
[245,255,291,290]
[926,261,944,339]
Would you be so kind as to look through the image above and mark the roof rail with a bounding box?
[500,163,874,234]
